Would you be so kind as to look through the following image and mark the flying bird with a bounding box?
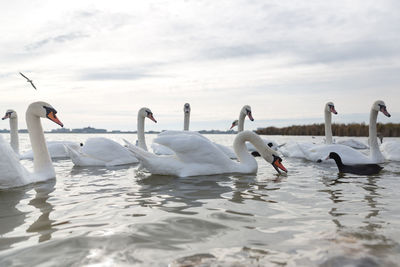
[19,72,37,90]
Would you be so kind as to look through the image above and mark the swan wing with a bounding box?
[301,144,371,164]
[381,141,400,161]
[337,139,368,149]
[81,137,138,164]
[158,130,237,159]
[65,144,108,166]
[151,143,174,155]
[154,133,232,165]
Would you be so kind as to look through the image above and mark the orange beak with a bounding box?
[273,158,287,173]
[47,111,64,127]
[147,114,157,123]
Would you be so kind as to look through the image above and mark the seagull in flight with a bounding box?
[19,72,37,90]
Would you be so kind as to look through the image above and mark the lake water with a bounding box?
[1,133,399,266]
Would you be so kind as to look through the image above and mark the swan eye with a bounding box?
[43,106,57,115]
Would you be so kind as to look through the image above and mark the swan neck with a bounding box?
[26,113,54,176]
[183,112,190,131]
[369,108,383,160]
[9,117,19,154]
[137,114,147,151]
[233,132,260,171]
[324,109,333,144]
[238,112,246,132]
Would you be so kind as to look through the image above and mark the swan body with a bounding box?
[67,107,156,166]
[152,104,253,159]
[67,137,139,166]
[381,141,400,161]
[336,139,368,149]
[0,101,63,189]
[0,135,30,188]
[125,130,287,177]
[152,103,191,155]
[282,101,390,164]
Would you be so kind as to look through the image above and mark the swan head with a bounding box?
[230,119,238,129]
[183,103,191,114]
[2,109,17,120]
[373,100,391,117]
[259,147,287,174]
[241,105,254,121]
[139,107,157,123]
[27,101,64,127]
[325,102,337,115]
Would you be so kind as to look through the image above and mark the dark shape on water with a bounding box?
[326,152,383,175]
[19,72,37,90]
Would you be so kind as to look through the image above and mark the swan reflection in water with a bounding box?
[26,180,57,243]
[0,179,56,249]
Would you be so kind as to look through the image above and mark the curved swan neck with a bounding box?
[183,111,190,131]
[369,108,383,161]
[233,131,269,172]
[26,112,54,176]
[324,109,333,144]
[238,112,246,132]
[137,113,147,151]
[9,116,19,154]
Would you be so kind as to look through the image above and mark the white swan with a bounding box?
[0,101,63,189]
[66,107,156,166]
[280,102,337,158]
[2,109,80,159]
[152,103,191,155]
[152,104,252,159]
[2,109,19,154]
[282,100,391,164]
[381,141,400,161]
[124,130,287,177]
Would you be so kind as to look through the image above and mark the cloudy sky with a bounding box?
[0,0,399,131]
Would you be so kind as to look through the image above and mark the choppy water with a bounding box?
[1,133,400,266]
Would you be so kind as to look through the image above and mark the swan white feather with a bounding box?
[125,130,287,177]
[381,141,400,161]
[281,100,390,164]
[0,102,63,189]
[66,107,156,166]
[2,109,80,159]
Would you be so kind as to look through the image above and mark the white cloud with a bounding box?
[0,0,399,131]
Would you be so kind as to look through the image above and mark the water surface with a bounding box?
[1,134,399,266]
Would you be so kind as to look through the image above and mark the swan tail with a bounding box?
[65,144,104,166]
[123,139,156,161]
